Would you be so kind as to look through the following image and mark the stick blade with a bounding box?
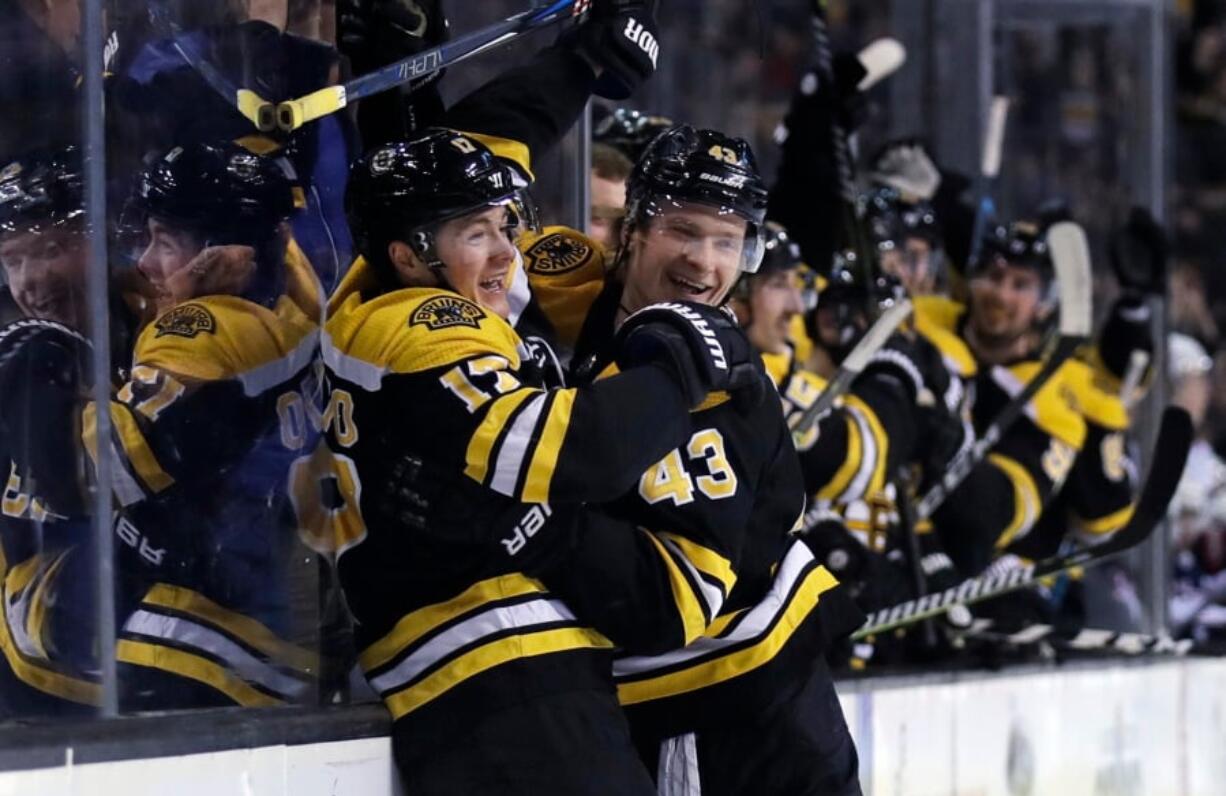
[981,96,1011,178]
[1046,221,1093,338]
[857,38,907,91]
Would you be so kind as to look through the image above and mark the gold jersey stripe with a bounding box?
[464,389,538,486]
[116,639,283,708]
[988,453,1042,550]
[843,394,890,495]
[817,414,862,503]
[643,532,713,645]
[141,584,316,672]
[616,565,840,705]
[106,403,176,495]
[1076,502,1136,536]
[383,626,611,721]
[360,573,549,673]
[26,552,69,660]
[657,532,737,597]
[521,390,576,503]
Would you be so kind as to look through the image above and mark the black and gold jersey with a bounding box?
[320,254,742,755]
[523,233,862,734]
[84,241,323,709]
[916,297,1138,571]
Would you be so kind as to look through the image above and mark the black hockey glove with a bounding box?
[798,510,870,582]
[337,0,448,79]
[613,301,766,413]
[375,450,578,570]
[568,0,660,99]
[1110,206,1167,298]
[0,319,94,516]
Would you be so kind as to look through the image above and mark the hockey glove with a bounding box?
[614,301,766,412]
[0,319,94,516]
[337,0,448,80]
[568,0,660,99]
[1110,206,1167,297]
[376,449,578,570]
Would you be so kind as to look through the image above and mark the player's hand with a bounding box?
[164,245,256,306]
[1110,206,1167,297]
[338,0,448,82]
[375,450,579,568]
[569,0,660,99]
[614,301,766,412]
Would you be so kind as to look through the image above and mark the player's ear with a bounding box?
[388,241,432,286]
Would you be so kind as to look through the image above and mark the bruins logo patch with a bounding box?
[154,303,217,339]
[410,295,486,330]
[524,233,593,275]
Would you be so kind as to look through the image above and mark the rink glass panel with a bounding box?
[0,0,1177,752]
[0,0,104,722]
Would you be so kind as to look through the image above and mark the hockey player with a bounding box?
[90,141,324,711]
[324,129,764,794]
[0,150,102,718]
[507,126,864,795]
[922,221,1142,578]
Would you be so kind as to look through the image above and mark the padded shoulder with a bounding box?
[520,226,610,348]
[996,360,1087,449]
[1060,358,1130,431]
[325,284,522,390]
[913,295,976,378]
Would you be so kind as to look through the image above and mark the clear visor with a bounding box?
[637,197,765,274]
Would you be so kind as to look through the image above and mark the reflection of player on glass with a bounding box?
[102,141,324,712]
[0,149,101,719]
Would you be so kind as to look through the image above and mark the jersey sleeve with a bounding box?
[327,289,693,506]
[82,299,306,507]
[443,44,596,166]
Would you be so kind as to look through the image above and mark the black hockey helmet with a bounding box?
[122,141,298,305]
[346,129,526,273]
[593,107,675,162]
[864,186,941,251]
[808,250,905,361]
[625,124,769,273]
[731,221,806,301]
[0,148,85,236]
[972,221,1052,279]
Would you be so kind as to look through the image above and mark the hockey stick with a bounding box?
[912,221,1094,521]
[147,2,278,132]
[787,298,913,435]
[967,96,1010,269]
[851,405,1192,640]
[275,0,581,132]
[955,619,1195,657]
[1120,349,1151,412]
[856,38,907,92]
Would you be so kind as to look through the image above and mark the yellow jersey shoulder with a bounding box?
[327,284,522,376]
[135,293,314,385]
[1000,360,1087,449]
[913,295,976,378]
[520,225,610,348]
[1060,358,1130,431]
